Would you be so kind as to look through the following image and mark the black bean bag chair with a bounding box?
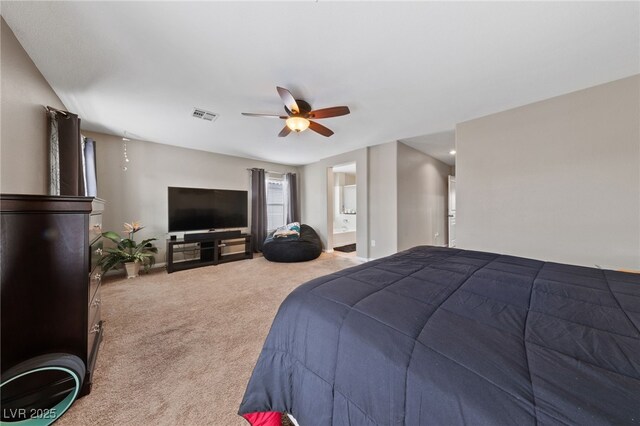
[262,224,323,262]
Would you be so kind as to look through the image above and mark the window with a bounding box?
[267,176,286,231]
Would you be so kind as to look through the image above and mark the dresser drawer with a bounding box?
[89,287,101,326]
[89,267,102,304]
[89,239,104,273]
[89,213,103,243]
[87,305,102,356]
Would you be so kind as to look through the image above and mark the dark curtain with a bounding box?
[47,108,85,196]
[83,137,98,197]
[285,172,299,223]
[250,168,267,252]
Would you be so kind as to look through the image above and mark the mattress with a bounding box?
[239,246,640,425]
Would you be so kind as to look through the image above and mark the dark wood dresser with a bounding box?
[0,194,105,398]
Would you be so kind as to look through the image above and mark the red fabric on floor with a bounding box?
[242,411,282,426]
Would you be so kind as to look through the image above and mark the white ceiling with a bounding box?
[3,2,639,166]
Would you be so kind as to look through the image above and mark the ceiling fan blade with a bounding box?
[242,112,288,119]
[308,106,350,119]
[278,126,292,137]
[308,121,334,137]
[276,86,299,114]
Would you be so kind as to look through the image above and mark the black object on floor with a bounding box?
[334,243,356,253]
[262,224,322,262]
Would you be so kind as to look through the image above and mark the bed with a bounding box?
[239,246,640,425]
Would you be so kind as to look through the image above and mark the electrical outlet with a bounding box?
[371,240,376,247]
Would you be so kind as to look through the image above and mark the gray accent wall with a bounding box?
[86,131,299,262]
[1,18,67,194]
[456,75,640,269]
[301,141,450,260]
[397,142,451,251]
[300,148,369,259]
[367,142,398,259]
[368,141,451,258]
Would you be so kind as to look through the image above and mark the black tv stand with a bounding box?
[183,230,242,242]
[166,233,252,273]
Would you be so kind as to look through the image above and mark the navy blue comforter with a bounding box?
[239,246,640,425]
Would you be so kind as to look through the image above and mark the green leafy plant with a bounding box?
[98,221,158,274]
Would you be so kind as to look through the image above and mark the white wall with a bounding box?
[397,142,451,250]
[300,148,369,259]
[86,131,299,261]
[456,75,640,269]
[1,18,67,194]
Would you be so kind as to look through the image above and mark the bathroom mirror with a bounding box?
[342,185,356,214]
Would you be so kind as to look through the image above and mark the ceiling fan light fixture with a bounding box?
[243,86,349,137]
[286,116,310,132]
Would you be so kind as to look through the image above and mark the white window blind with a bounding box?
[267,176,286,231]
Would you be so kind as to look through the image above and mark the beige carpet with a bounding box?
[58,253,361,426]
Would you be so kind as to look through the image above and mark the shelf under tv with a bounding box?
[166,234,253,273]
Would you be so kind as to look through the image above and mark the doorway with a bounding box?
[330,162,357,254]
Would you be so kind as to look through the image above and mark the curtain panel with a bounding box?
[47,109,61,195]
[83,137,98,197]
[250,168,267,252]
[47,107,97,197]
[47,108,85,196]
[285,172,299,223]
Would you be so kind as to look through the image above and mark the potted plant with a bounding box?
[98,221,158,278]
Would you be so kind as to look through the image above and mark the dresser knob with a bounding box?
[90,324,100,334]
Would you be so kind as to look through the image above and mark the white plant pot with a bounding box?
[124,261,140,279]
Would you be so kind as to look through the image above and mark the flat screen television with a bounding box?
[168,187,248,232]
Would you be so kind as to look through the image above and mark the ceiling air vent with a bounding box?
[192,108,218,122]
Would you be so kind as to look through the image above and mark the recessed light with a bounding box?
[449,150,456,155]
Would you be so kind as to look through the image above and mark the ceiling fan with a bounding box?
[242,87,350,137]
